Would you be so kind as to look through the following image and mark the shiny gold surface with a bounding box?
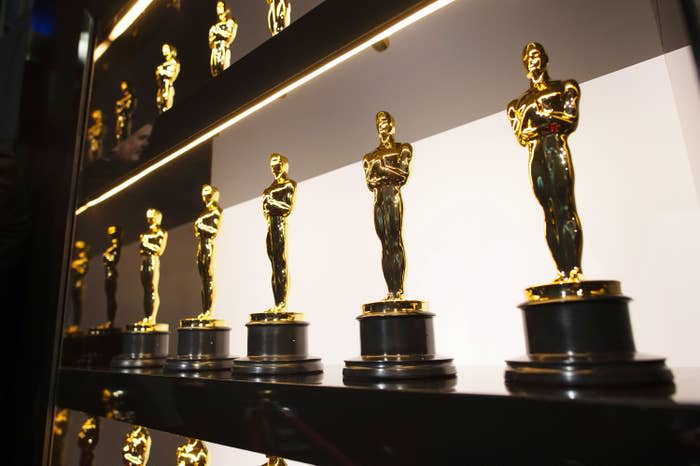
[263,153,296,312]
[122,425,151,466]
[52,408,69,437]
[195,184,222,320]
[176,438,208,466]
[78,416,100,463]
[102,388,126,420]
[69,240,89,333]
[248,311,304,324]
[155,43,181,114]
[136,208,168,329]
[262,456,288,466]
[115,81,136,143]
[209,1,237,77]
[266,0,291,36]
[507,42,583,284]
[100,225,122,329]
[525,280,623,304]
[86,109,106,163]
[361,299,431,318]
[179,317,227,328]
[363,111,412,301]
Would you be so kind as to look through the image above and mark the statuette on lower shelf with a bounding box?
[503,42,673,387]
[166,185,235,371]
[176,438,208,466]
[266,0,291,36]
[232,153,322,376]
[123,426,151,466]
[344,111,455,381]
[112,209,170,368]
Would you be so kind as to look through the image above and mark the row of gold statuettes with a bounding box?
[53,408,285,465]
[86,0,292,164]
[69,43,673,388]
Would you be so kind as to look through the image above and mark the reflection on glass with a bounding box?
[86,109,106,164]
[100,225,122,328]
[266,0,291,36]
[209,1,238,77]
[115,81,136,144]
[69,240,89,334]
[78,417,100,466]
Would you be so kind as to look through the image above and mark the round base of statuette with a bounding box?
[505,281,673,387]
[231,312,323,376]
[165,319,234,371]
[111,323,170,369]
[343,300,456,381]
[79,325,122,367]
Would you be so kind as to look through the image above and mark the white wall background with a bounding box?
[213,51,700,374]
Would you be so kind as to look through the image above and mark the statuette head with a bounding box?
[162,43,177,58]
[145,208,163,228]
[201,184,220,205]
[522,42,548,82]
[269,153,289,180]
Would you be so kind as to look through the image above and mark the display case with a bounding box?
[48,0,700,464]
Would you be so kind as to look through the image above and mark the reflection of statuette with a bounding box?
[176,438,208,466]
[51,408,69,466]
[262,456,287,466]
[138,209,168,329]
[231,154,321,376]
[156,43,180,114]
[209,1,238,76]
[507,42,582,285]
[69,240,89,334]
[78,417,100,466]
[504,42,672,387]
[102,225,122,328]
[266,0,291,36]
[343,111,455,381]
[165,186,234,371]
[122,426,151,466]
[86,109,106,163]
[115,81,136,143]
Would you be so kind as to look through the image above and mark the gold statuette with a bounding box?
[99,225,122,329]
[262,456,288,466]
[51,408,70,466]
[363,111,414,304]
[115,81,136,143]
[266,0,291,36]
[69,240,90,334]
[135,209,168,330]
[506,42,619,302]
[209,1,238,77]
[122,426,151,466]
[78,417,100,466]
[179,185,227,328]
[262,153,298,317]
[86,109,106,163]
[176,438,208,466]
[156,43,181,114]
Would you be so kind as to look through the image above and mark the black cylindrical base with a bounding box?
[165,327,234,371]
[344,312,456,380]
[231,321,322,376]
[79,328,122,367]
[505,296,673,386]
[111,331,170,368]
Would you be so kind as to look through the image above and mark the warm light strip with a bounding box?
[76,0,454,215]
[93,40,110,61]
[109,0,154,41]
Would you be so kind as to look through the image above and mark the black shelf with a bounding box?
[57,366,700,465]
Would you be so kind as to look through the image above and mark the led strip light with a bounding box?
[77,0,455,215]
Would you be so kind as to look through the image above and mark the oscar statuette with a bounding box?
[155,43,180,114]
[266,0,291,36]
[344,111,455,380]
[209,1,237,77]
[122,425,151,466]
[62,240,89,366]
[261,456,287,466]
[232,153,322,376]
[115,81,136,144]
[83,225,123,366]
[112,209,170,368]
[176,438,208,466]
[50,408,69,466]
[165,185,235,371]
[78,416,99,466]
[504,42,673,386]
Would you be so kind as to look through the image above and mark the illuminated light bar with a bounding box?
[76,0,455,215]
[93,40,110,61]
[109,0,154,41]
